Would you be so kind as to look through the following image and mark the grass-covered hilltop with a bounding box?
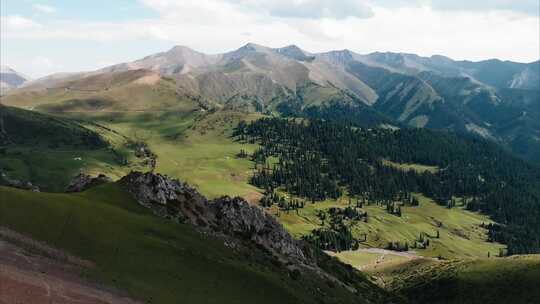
[1,42,540,304]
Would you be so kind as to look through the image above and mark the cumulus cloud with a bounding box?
[31,56,59,69]
[430,0,539,15]
[228,0,374,19]
[1,15,42,30]
[32,4,58,14]
[374,0,539,15]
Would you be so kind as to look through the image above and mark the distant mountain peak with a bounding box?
[1,66,31,94]
[274,45,314,62]
[167,45,199,53]
[316,49,358,66]
[1,65,16,73]
[239,42,271,52]
[276,44,304,52]
[429,55,454,64]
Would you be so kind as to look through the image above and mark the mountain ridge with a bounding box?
[1,43,538,163]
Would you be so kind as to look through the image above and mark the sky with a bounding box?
[1,0,539,78]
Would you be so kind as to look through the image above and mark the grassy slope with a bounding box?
[328,250,540,304]
[382,159,439,174]
[3,75,265,198]
[329,250,411,273]
[68,108,264,200]
[0,147,129,191]
[273,194,503,259]
[144,110,263,200]
[380,255,540,304]
[1,72,182,112]
[0,106,147,191]
[0,184,390,304]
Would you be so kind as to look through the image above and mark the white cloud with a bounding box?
[32,4,58,14]
[341,7,539,62]
[1,15,42,30]
[16,56,65,76]
[31,56,58,69]
[226,0,374,19]
[429,0,539,15]
[136,0,540,61]
[368,0,539,15]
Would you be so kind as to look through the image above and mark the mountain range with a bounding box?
[1,43,539,162]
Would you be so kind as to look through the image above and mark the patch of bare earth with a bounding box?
[243,191,263,204]
[0,227,140,304]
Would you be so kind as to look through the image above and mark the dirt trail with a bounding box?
[0,228,141,304]
[356,247,424,259]
[355,248,436,272]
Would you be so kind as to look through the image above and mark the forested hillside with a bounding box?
[235,118,540,254]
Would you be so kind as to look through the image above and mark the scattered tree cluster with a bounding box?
[234,118,540,254]
[259,191,305,212]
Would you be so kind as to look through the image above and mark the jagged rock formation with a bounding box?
[118,171,208,220]
[213,196,306,261]
[118,171,306,262]
[65,173,112,193]
[0,171,39,192]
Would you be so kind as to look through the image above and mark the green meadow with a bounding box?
[74,109,265,200]
[270,193,504,259]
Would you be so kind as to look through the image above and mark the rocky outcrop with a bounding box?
[118,171,306,262]
[0,171,39,192]
[118,171,210,224]
[65,173,112,193]
[212,196,305,261]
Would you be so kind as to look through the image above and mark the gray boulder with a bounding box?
[65,173,112,193]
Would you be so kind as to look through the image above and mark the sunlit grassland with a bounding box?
[71,108,265,200]
[269,193,504,259]
[382,159,439,173]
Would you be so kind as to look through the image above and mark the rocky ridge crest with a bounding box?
[118,171,306,262]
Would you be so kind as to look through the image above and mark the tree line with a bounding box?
[234,118,540,254]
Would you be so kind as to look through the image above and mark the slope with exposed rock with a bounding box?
[0,172,399,304]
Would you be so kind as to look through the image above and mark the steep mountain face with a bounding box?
[342,58,539,161]
[346,61,444,127]
[0,66,30,94]
[361,53,540,90]
[1,43,538,162]
[510,61,540,90]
